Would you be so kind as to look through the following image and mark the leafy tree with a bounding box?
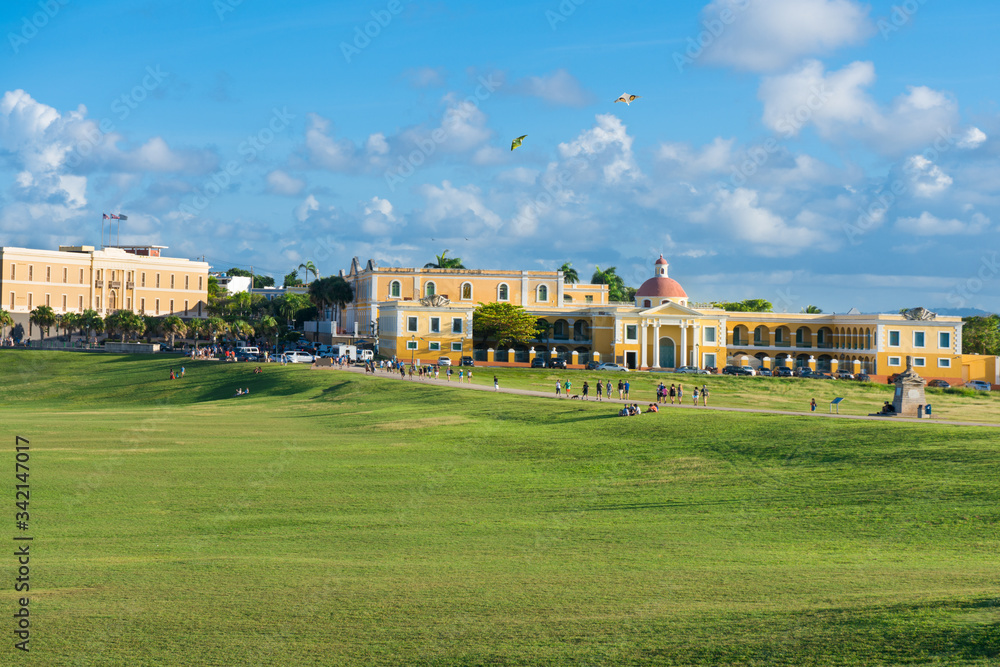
[253,275,275,288]
[226,267,252,277]
[802,305,823,314]
[473,302,540,349]
[207,275,222,299]
[283,271,304,287]
[187,319,205,347]
[29,305,57,340]
[424,250,465,269]
[273,292,310,326]
[715,299,774,313]
[0,309,13,341]
[533,318,553,341]
[59,312,80,339]
[298,260,320,283]
[205,317,229,343]
[230,319,255,341]
[308,276,353,321]
[962,314,1000,355]
[257,315,279,351]
[105,310,146,342]
[591,266,630,302]
[559,262,579,284]
[80,309,105,342]
[161,315,188,349]
[143,315,162,342]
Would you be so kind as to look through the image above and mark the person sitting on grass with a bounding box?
[235,388,244,397]
[648,403,658,413]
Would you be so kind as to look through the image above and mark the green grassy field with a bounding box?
[1,351,998,665]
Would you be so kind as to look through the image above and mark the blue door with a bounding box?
[659,338,675,368]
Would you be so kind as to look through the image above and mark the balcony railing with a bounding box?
[731,338,750,346]
[109,281,122,289]
[95,280,104,288]
[126,282,135,289]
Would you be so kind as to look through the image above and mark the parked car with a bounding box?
[795,367,813,378]
[234,349,259,362]
[548,358,568,369]
[585,361,601,370]
[835,369,855,380]
[927,379,950,388]
[460,356,475,367]
[757,368,772,377]
[812,371,834,379]
[739,366,757,376]
[721,365,742,376]
[437,356,452,366]
[595,362,628,372]
[965,380,992,392]
[281,351,314,364]
[773,366,795,377]
[531,357,548,368]
[675,365,710,374]
[855,373,871,382]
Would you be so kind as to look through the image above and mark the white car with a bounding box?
[595,362,628,372]
[281,351,315,364]
[437,356,452,366]
[740,366,757,376]
[965,380,992,392]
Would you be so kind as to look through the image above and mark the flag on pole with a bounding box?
[111,214,119,219]
[103,213,109,219]
[118,214,128,220]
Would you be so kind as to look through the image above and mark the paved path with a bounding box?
[315,364,1000,428]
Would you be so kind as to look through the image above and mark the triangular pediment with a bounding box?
[638,301,704,317]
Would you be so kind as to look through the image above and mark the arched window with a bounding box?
[424,282,436,297]
[389,280,401,298]
[563,295,573,303]
[538,285,548,302]
[461,282,472,300]
[643,299,651,307]
[498,283,509,301]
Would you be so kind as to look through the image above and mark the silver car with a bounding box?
[675,365,710,374]
[965,380,992,392]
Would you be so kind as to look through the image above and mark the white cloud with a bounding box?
[656,137,736,174]
[895,211,989,236]
[510,69,595,107]
[295,194,319,222]
[710,187,826,252]
[418,181,501,230]
[904,156,952,198]
[698,0,873,72]
[266,170,306,196]
[957,127,987,149]
[758,60,959,154]
[302,113,357,171]
[558,114,640,184]
[405,67,446,88]
[365,132,389,155]
[360,196,398,236]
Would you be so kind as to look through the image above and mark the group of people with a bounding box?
[233,387,251,397]
[619,403,645,416]
[168,367,185,380]
[655,382,709,406]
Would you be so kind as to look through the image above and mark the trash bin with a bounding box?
[917,404,924,418]
[925,404,932,417]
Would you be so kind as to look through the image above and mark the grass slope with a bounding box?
[0,351,998,665]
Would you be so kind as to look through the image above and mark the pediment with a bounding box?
[637,300,704,317]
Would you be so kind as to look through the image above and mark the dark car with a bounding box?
[795,367,813,378]
[234,350,259,362]
[585,361,601,370]
[721,365,742,375]
[773,366,794,377]
[927,379,950,388]
[460,356,475,367]
[855,373,871,382]
[531,357,548,368]
[548,358,568,369]
[812,371,834,379]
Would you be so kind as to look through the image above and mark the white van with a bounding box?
[281,351,315,364]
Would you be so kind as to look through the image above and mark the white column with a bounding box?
[680,322,688,367]
[693,324,700,369]
[640,322,648,368]
[556,275,564,307]
[652,323,660,367]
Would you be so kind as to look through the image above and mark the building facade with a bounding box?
[369,255,972,382]
[0,245,210,335]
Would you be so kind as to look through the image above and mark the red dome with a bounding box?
[636,276,687,299]
[655,255,669,265]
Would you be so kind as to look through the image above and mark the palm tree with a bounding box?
[105,311,146,343]
[298,260,319,283]
[143,315,162,343]
[205,317,229,343]
[803,305,823,314]
[187,318,205,348]
[424,250,465,269]
[59,312,80,342]
[80,309,105,344]
[0,309,13,342]
[273,293,309,327]
[230,319,254,342]
[29,305,57,341]
[559,262,579,284]
[257,315,279,352]
[161,315,188,349]
[591,266,627,302]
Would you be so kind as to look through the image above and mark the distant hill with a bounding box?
[931,307,996,318]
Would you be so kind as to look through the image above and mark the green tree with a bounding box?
[230,319,255,342]
[80,309,105,343]
[298,260,320,283]
[961,314,1000,355]
[473,302,541,349]
[105,310,146,342]
[802,305,823,314]
[308,276,354,322]
[207,275,222,299]
[283,271,304,287]
[424,250,465,269]
[591,266,629,302]
[273,292,310,326]
[715,299,774,313]
[226,267,252,277]
[559,262,579,284]
[253,275,275,288]
[59,312,80,340]
[161,315,188,349]
[29,305,58,340]
[257,315,280,351]
[143,315,162,342]
[533,318,553,341]
[187,318,205,347]
[0,309,13,341]
[205,317,229,343]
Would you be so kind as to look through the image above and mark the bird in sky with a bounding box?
[614,93,641,105]
[510,135,527,151]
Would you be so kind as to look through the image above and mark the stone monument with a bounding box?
[892,356,927,417]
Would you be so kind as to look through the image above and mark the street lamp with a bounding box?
[410,334,416,368]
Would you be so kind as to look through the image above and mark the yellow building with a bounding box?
[359,254,974,383]
[0,244,210,336]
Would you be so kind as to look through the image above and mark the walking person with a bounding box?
[583,381,589,400]
[669,384,676,404]
[494,375,499,391]
[596,379,603,401]
[810,397,817,412]
[467,370,473,384]
[564,379,571,397]
[677,384,683,403]
[606,380,612,400]
[617,379,624,400]
[702,384,709,406]
[624,380,630,400]
[692,386,699,406]
[556,380,562,398]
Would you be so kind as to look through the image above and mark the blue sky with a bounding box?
[2,0,999,313]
